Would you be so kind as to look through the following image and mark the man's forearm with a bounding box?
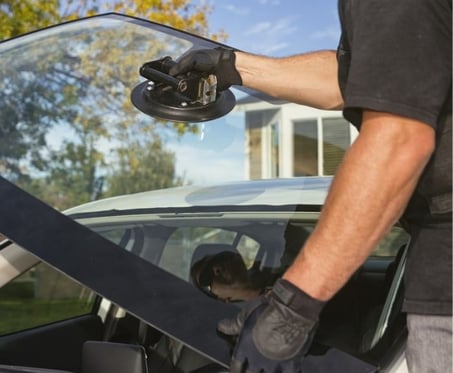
[283,111,435,301]
[234,50,343,110]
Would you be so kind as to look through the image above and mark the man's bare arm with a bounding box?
[235,50,343,110]
[283,110,435,300]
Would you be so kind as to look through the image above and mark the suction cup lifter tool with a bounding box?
[131,56,235,122]
[141,57,218,105]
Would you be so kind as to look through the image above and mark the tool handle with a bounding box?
[139,58,179,89]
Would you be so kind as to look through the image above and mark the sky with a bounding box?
[200,0,341,56]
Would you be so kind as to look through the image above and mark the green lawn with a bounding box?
[0,298,94,334]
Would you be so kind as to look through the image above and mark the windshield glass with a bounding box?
[0,13,356,212]
[0,14,246,208]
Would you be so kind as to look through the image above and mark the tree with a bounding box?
[0,41,80,184]
[0,0,225,42]
[0,0,225,210]
[105,139,183,197]
[0,0,61,40]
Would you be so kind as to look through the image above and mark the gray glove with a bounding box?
[169,47,242,91]
[217,279,325,373]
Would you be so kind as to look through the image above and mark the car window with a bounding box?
[372,227,409,257]
[84,212,310,288]
[0,262,96,335]
[90,214,407,286]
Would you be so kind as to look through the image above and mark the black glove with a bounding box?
[217,279,325,373]
[169,47,242,91]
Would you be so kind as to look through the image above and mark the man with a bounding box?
[170,0,452,371]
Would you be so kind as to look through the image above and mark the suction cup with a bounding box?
[131,81,236,122]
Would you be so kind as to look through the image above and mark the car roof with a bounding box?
[65,176,332,215]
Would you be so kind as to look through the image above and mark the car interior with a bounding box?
[0,212,409,373]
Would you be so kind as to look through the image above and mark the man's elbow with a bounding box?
[310,92,344,111]
[317,97,344,111]
[362,111,436,166]
[404,123,436,162]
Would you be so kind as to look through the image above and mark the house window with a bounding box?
[246,109,280,180]
[293,119,318,176]
[270,122,279,178]
[293,117,350,176]
[247,115,263,180]
[322,117,350,175]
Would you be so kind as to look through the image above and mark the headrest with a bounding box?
[191,243,238,267]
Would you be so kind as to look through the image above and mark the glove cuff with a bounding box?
[215,47,242,88]
[271,279,325,321]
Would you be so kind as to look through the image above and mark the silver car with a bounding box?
[0,13,409,373]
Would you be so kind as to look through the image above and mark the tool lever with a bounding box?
[139,57,205,102]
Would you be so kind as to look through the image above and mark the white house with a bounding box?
[235,95,358,180]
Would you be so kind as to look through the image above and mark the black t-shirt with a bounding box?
[337,0,452,315]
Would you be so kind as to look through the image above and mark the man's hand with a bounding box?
[169,47,242,91]
[217,279,325,373]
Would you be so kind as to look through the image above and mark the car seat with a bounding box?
[81,341,148,373]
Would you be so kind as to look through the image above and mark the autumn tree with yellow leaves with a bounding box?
[0,0,225,41]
